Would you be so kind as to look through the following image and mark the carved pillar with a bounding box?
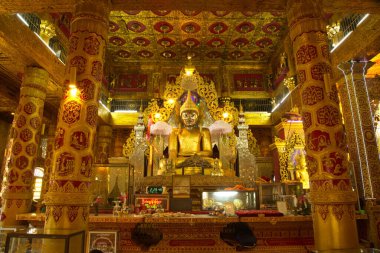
[131,110,147,192]
[236,107,257,182]
[287,0,359,252]
[0,67,49,226]
[40,124,56,200]
[44,0,110,231]
[337,61,380,248]
[270,139,288,181]
[337,62,379,205]
[96,125,112,164]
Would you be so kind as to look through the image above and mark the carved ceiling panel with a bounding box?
[108,10,287,66]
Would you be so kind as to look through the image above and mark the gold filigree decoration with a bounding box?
[247,129,260,156]
[280,132,306,181]
[123,130,135,158]
[283,77,295,91]
[143,70,239,126]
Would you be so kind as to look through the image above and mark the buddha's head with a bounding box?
[180,90,199,128]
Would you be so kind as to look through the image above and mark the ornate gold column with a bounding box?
[287,1,359,252]
[40,124,56,199]
[0,67,49,226]
[337,62,379,204]
[95,125,113,164]
[337,61,380,247]
[44,0,110,231]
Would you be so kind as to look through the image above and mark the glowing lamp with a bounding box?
[222,112,229,119]
[184,64,195,76]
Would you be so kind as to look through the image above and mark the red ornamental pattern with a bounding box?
[54,128,65,150]
[328,86,340,104]
[21,170,33,184]
[311,63,331,81]
[70,131,89,150]
[77,79,95,101]
[16,115,26,128]
[317,106,340,127]
[335,130,347,150]
[16,156,29,170]
[67,206,80,222]
[91,61,103,81]
[70,56,87,75]
[80,155,93,177]
[83,36,100,55]
[321,45,329,60]
[318,205,329,221]
[45,206,51,222]
[30,117,41,130]
[306,155,318,177]
[322,152,347,176]
[20,129,33,142]
[56,152,75,176]
[296,45,317,64]
[302,86,324,106]
[8,169,19,183]
[25,143,37,156]
[24,102,36,114]
[15,199,23,208]
[302,112,312,129]
[62,101,81,125]
[332,205,345,221]
[297,70,306,85]
[307,130,331,152]
[86,105,98,127]
[6,200,13,208]
[12,142,22,155]
[52,206,63,223]
[70,36,79,53]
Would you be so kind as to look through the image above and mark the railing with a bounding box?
[232,98,272,112]
[110,99,149,112]
[328,13,368,51]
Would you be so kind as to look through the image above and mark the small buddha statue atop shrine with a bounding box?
[167,90,221,175]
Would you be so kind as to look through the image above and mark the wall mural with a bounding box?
[234,74,264,91]
[111,74,148,92]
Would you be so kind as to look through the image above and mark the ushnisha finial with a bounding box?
[180,90,199,115]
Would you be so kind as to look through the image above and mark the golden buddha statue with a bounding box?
[166,90,222,175]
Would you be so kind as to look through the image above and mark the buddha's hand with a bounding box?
[178,151,196,156]
[197,151,213,157]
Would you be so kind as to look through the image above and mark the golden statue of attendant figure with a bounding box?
[166,90,222,175]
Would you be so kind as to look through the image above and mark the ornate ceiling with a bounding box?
[108,10,287,66]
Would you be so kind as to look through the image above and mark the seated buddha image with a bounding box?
[167,90,222,176]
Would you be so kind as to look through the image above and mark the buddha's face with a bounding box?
[181,110,199,127]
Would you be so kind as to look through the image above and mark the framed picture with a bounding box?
[88,231,117,253]
[172,175,191,198]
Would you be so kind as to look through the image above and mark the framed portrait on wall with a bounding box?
[88,231,117,253]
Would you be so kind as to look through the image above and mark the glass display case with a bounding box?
[257,182,304,211]
[201,191,257,211]
[5,228,85,253]
[257,183,283,210]
[0,228,18,253]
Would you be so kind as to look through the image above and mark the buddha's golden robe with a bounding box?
[169,127,218,175]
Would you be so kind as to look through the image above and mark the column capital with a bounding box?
[338,60,373,75]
